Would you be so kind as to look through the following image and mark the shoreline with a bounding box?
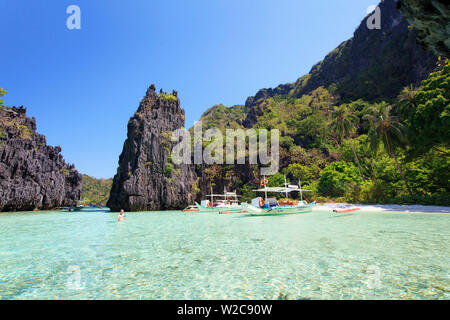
[1,203,450,214]
[313,203,450,214]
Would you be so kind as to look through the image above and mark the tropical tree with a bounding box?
[363,102,413,196]
[397,84,417,117]
[330,105,365,181]
[318,161,362,198]
[405,62,450,157]
[267,172,287,187]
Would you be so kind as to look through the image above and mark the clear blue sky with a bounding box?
[0,0,376,178]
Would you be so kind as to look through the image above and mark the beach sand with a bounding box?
[313,203,450,214]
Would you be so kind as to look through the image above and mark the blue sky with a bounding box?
[0,0,376,178]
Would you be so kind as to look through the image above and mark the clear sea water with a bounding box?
[0,208,448,300]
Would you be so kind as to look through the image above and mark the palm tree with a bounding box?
[331,105,365,181]
[363,102,413,196]
[397,84,418,116]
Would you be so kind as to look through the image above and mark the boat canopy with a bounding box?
[253,186,311,193]
[206,193,241,198]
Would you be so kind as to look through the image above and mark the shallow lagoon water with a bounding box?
[0,209,448,300]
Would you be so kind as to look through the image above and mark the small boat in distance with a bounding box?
[243,176,315,216]
[196,187,245,214]
[183,205,200,212]
[57,205,83,212]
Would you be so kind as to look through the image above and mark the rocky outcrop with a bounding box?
[243,85,291,128]
[0,107,82,211]
[244,0,437,113]
[398,0,450,58]
[107,85,197,212]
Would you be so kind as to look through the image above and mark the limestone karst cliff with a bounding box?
[243,0,437,127]
[0,107,82,211]
[107,85,197,211]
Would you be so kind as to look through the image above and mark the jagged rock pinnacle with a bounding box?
[107,86,197,211]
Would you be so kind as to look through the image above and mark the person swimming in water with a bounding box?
[117,209,126,221]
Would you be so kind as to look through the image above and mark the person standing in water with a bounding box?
[117,209,126,222]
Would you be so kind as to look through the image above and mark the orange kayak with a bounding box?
[333,208,360,213]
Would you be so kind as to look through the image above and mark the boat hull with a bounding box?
[218,209,248,214]
[243,203,313,216]
[195,202,244,213]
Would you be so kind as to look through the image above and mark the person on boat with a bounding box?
[117,209,126,222]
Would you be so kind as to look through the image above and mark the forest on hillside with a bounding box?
[80,175,113,206]
[197,60,449,206]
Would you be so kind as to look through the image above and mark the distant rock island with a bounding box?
[107,85,197,212]
[0,107,82,212]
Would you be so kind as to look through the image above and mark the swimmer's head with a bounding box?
[120,209,124,215]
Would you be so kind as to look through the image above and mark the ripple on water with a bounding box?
[0,210,448,299]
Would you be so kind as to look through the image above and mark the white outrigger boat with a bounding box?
[242,176,315,216]
[195,188,247,214]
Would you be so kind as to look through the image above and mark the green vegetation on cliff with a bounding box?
[80,175,113,206]
[398,0,450,59]
[157,92,178,103]
[0,87,9,110]
[199,104,246,130]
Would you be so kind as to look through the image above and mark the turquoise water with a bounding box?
[0,209,448,300]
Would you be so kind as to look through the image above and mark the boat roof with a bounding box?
[207,193,241,197]
[253,186,311,193]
